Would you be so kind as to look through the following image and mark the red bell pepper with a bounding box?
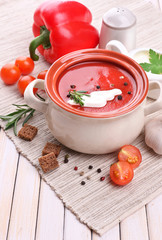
[29,0,99,63]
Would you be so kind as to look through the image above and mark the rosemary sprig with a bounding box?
[69,90,90,106]
[0,104,35,136]
[36,93,46,102]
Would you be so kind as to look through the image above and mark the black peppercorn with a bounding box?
[97,168,101,173]
[81,181,86,185]
[96,85,100,89]
[118,95,122,100]
[88,165,93,169]
[67,94,70,98]
[70,85,76,89]
[127,91,131,95]
[64,158,69,163]
[124,82,128,86]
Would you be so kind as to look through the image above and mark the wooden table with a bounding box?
[0,0,162,239]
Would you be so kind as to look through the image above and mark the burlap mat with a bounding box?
[1,0,162,235]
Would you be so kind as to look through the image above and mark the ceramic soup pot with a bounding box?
[24,49,162,154]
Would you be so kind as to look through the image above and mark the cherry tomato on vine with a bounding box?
[118,145,142,169]
[110,161,134,186]
[17,75,36,95]
[37,70,48,80]
[0,63,21,85]
[15,56,34,75]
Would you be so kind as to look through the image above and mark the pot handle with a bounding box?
[144,81,162,115]
[24,79,48,114]
[106,40,129,55]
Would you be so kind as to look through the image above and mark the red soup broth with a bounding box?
[58,61,136,113]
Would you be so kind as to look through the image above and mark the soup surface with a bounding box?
[58,61,136,113]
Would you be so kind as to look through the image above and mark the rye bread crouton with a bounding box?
[42,142,61,157]
[39,152,59,173]
[18,123,38,141]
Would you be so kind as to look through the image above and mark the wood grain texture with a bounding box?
[0,129,19,240]
[148,0,160,8]
[64,209,91,240]
[146,195,162,240]
[120,207,149,240]
[36,181,64,240]
[159,0,162,9]
[7,155,40,240]
[93,225,120,240]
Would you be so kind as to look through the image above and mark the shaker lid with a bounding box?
[103,7,136,29]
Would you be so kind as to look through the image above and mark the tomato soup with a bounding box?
[58,61,136,113]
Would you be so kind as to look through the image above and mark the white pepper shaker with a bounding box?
[99,7,136,51]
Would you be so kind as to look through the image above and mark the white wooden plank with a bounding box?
[7,155,40,240]
[146,194,162,240]
[147,0,160,8]
[36,180,64,240]
[159,0,162,10]
[93,225,120,240]
[64,209,91,240]
[120,207,149,240]
[0,129,19,240]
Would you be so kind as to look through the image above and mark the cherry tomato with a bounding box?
[15,56,34,75]
[118,145,142,169]
[110,161,134,186]
[17,75,36,95]
[0,63,21,85]
[37,70,48,80]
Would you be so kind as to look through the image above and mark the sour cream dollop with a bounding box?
[67,89,122,108]
[132,50,150,64]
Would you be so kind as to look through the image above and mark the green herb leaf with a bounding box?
[68,90,90,107]
[77,91,88,93]
[36,93,46,102]
[12,104,29,108]
[22,109,35,126]
[140,49,162,74]
[0,115,12,121]
[13,118,20,136]
[5,122,15,131]
[0,104,35,136]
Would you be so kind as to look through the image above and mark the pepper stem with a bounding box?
[29,25,51,61]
